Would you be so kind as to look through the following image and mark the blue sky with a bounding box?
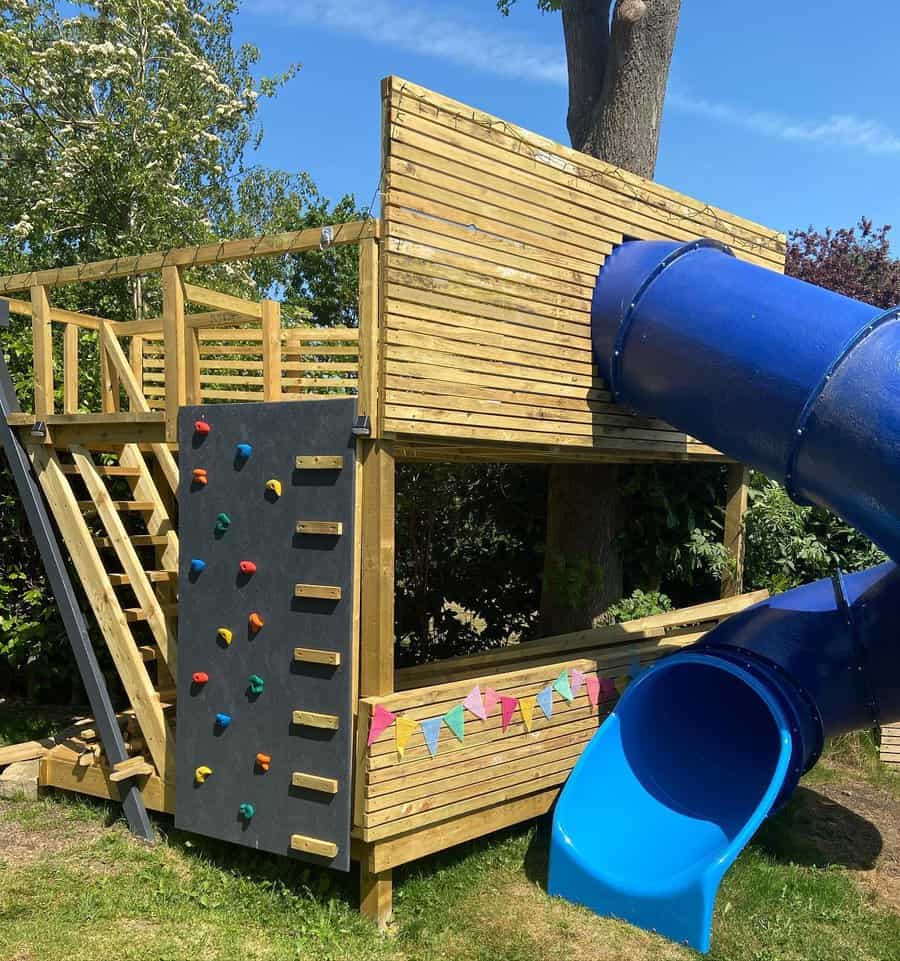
[235,0,900,238]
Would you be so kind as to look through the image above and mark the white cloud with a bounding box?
[667,88,900,156]
[250,0,900,157]
[249,0,567,87]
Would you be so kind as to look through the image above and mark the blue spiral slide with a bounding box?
[547,240,900,952]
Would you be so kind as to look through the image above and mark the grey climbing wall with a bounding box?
[175,398,358,871]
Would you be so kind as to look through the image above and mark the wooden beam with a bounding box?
[183,283,263,319]
[722,463,751,598]
[63,325,78,414]
[99,323,120,414]
[261,299,282,401]
[30,286,54,418]
[161,266,186,443]
[360,863,392,931]
[6,296,105,331]
[0,221,379,294]
[358,237,381,436]
[359,441,395,698]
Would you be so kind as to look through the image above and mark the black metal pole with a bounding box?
[0,299,153,841]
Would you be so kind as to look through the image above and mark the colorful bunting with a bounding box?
[421,717,442,757]
[368,704,397,745]
[463,684,487,721]
[570,668,585,697]
[395,716,419,758]
[599,675,616,700]
[519,695,536,732]
[554,669,574,703]
[443,704,466,742]
[585,673,600,708]
[536,684,554,720]
[484,687,501,714]
[501,695,518,732]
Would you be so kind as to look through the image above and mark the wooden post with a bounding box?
[358,438,395,928]
[261,298,282,401]
[358,238,380,436]
[185,324,201,407]
[129,335,144,386]
[63,325,78,414]
[721,463,750,597]
[30,285,54,418]
[161,266,186,442]
[99,322,120,413]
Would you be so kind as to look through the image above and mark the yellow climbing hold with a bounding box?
[265,478,282,498]
[195,765,213,783]
[217,627,233,646]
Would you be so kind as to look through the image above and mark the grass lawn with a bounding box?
[3,708,900,961]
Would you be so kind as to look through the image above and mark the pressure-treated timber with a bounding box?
[296,520,343,535]
[161,266,186,442]
[292,710,340,730]
[30,286,54,418]
[290,834,339,858]
[63,325,79,414]
[294,648,341,666]
[294,583,342,600]
[292,771,340,794]
[295,455,344,470]
[722,463,751,597]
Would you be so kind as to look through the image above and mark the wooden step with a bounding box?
[78,500,156,513]
[124,604,178,623]
[62,464,141,478]
[94,534,171,549]
[107,570,177,587]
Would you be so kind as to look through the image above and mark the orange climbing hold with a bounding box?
[192,468,208,486]
[256,752,272,772]
[239,560,257,576]
[194,420,211,436]
[192,671,209,685]
[249,612,265,632]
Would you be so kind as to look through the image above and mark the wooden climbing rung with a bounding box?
[294,584,342,600]
[292,771,339,794]
[292,710,340,730]
[107,570,177,586]
[294,455,343,470]
[295,520,343,536]
[293,648,341,666]
[94,534,171,549]
[77,499,156,513]
[124,604,178,623]
[139,646,157,661]
[290,834,338,858]
[62,464,141,477]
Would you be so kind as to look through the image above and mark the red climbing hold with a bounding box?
[239,560,257,575]
[194,420,211,436]
[192,671,209,685]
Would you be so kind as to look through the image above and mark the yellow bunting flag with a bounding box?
[519,695,536,732]
[395,716,419,758]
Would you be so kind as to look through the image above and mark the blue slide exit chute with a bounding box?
[548,238,900,952]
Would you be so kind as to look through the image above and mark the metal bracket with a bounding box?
[351,414,372,437]
[319,226,334,250]
[0,299,9,329]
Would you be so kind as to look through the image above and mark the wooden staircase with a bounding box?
[27,439,179,783]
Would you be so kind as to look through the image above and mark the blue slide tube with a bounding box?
[548,240,900,952]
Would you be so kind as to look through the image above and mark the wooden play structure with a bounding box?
[0,78,787,925]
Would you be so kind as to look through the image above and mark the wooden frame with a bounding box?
[0,77,781,933]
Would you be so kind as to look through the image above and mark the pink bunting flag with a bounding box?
[500,695,519,732]
[599,676,617,700]
[483,687,501,715]
[368,704,397,746]
[585,674,600,708]
[570,668,585,697]
[463,684,487,721]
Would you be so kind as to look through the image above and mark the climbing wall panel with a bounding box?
[175,399,358,870]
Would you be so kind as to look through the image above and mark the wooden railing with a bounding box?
[0,220,381,442]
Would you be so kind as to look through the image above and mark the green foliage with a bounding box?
[744,475,886,594]
[603,588,672,624]
[496,0,561,14]
[394,463,547,666]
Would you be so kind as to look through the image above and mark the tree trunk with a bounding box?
[540,0,681,635]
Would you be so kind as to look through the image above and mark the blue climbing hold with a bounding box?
[215,713,232,729]
[236,443,253,461]
[189,558,207,576]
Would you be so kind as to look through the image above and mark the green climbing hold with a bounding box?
[215,512,231,534]
[248,674,264,696]
[238,802,255,820]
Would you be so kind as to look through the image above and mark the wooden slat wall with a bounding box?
[142,327,360,406]
[380,76,786,458]
[357,591,765,844]
[880,722,900,766]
